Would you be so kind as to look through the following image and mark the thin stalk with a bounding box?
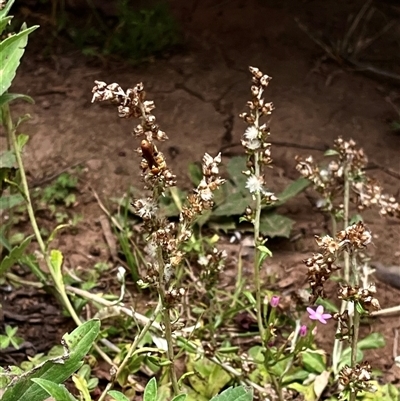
[157,247,180,395]
[253,110,266,345]
[349,303,361,401]
[330,212,337,238]
[3,103,81,327]
[1,105,14,253]
[271,374,284,401]
[343,167,350,281]
[332,165,350,375]
[97,300,164,401]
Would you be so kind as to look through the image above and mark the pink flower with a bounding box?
[307,305,332,324]
[299,325,307,337]
[270,295,280,308]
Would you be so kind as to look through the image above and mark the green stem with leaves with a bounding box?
[2,103,81,327]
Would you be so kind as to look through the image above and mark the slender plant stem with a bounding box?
[330,213,337,238]
[97,300,164,401]
[3,103,81,327]
[332,166,350,375]
[343,167,350,281]
[157,248,180,395]
[253,110,266,345]
[271,374,284,401]
[349,303,361,401]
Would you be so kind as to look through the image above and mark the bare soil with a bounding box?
[1,0,400,392]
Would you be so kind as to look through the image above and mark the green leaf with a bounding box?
[1,319,100,401]
[0,93,34,108]
[324,149,339,156]
[208,216,236,233]
[0,193,24,210]
[0,0,15,19]
[270,177,310,207]
[226,156,248,189]
[339,347,363,371]
[5,325,17,336]
[281,367,310,385]
[210,386,253,401]
[31,379,78,401]
[287,382,316,401]
[301,350,326,374]
[143,377,157,401]
[357,332,385,350]
[187,356,231,398]
[0,150,16,168]
[315,298,338,313]
[108,390,130,401]
[0,24,39,97]
[16,134,29,152]
[188,162,202,186]
[0,16,12,36]
[256,244,272,267]
[171,395,187,401]
[49,249,63,281]
[212,191,249,216]
[47,224,69,245]
[0,335,10,349]
[259,212,294,238]
[0,235,33,275]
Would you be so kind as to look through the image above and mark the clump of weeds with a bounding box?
[2,8,400,397]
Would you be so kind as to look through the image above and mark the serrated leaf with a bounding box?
[0,235,33,275]
[0,93,34,108]
[0,24,39,96]
[1,319,100,401]
[108,390,130,401]
[259,212,294,238]
[31,379,78,401]
[210,386,253,401]
[143,377,157,401]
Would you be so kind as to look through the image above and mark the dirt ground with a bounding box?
[1,0,400,392]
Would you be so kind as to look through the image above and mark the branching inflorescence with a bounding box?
[92,80,226,394]
[296,137,400,218]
